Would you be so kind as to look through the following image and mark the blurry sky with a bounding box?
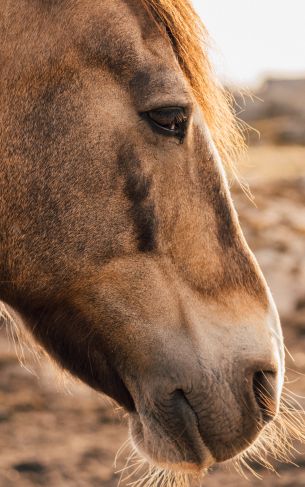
[193,0,305,87]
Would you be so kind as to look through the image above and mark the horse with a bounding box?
[0,0,286,482]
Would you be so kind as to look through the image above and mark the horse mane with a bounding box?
[141,0,245,175]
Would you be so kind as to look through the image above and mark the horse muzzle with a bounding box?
[118,297,284,473]
[126,356,281,473]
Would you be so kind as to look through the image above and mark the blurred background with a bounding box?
[1,1,305,486]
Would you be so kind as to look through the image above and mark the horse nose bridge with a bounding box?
[167,230,270,309]
[182,286,272,338]
[158,179,264,296]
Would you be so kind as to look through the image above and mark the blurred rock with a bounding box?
[234,78,305,145]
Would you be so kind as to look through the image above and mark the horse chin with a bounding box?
[128,412,215,476]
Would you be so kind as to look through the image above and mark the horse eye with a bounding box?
[144,107,188,142]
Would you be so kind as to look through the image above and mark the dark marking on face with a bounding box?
[205,171,237,249]
[129,70,152,98]
[118,144,157,252]
[35,0,65,9]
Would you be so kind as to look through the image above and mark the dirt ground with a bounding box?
[1,145,305,487]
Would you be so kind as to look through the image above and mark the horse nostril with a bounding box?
[252,370,277,423]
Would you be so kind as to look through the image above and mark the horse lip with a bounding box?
[177,390,215,468]
[128,391,215,473]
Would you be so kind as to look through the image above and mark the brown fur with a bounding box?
[0,0,284,475]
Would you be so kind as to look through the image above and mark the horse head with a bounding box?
[0,0,284,475]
